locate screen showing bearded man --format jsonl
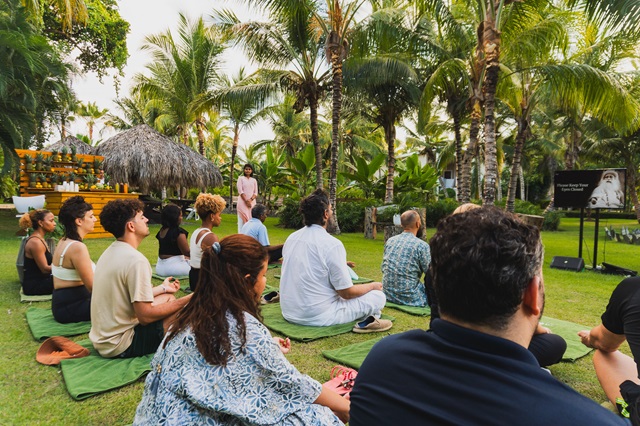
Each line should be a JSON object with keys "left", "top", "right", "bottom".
{"left": 588, "top": 170, "right": 625, "bottom": 209}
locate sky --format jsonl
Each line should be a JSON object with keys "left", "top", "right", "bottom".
{"left": 67, "top": 0, "right": 273, "bottom": 148}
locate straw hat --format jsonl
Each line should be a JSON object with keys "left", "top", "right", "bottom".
{"left": 36, "top": 336, "right": 90, "bottom": 365}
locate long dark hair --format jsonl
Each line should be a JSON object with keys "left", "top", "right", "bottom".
{"left": 161, "top": 204, "right": 181, "bottom": 228}
{"left": 59, "top": 196, "right": 93, "bottom": 241}
{"left": 165, "top": 234, "right": 268, "bottom": 366}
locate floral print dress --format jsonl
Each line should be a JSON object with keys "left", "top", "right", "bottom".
{"left": 134, "top": 313, "right": 342, "bottom": 425}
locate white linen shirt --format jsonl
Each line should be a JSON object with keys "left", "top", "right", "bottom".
{"left": 280, "top": 224, "right": 353, "bottom": 325}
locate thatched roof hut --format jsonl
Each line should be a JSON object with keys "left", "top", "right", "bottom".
{"left": 96, "top": 124, "right": 222, "bottom": 194}
{"left": 45, "top": 136, "right": 95, "bottom": 154}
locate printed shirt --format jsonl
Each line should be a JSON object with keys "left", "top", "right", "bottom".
{"left": 134, "top": 312, "right": 342, "bottom": 425}
{"left": 382, "top": 232, "right": 431, "bottom": 307}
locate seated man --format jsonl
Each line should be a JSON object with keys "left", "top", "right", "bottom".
{"left": 241, "top": 203, "right": 284, "bottom": 263}
{"left": 280, "top": 189, "right": 390, "bottom": 333}
{"left": 381, "top": 210, "right": 430, "bottom": 306}
{"left": 89, "top": 199, "right": 192, "bottom": 358}
{"left": 350, "top": 207, "right": 624, "bottom": 425}
{"left": 579, "top": 276, "right": 640, "bottom": 414}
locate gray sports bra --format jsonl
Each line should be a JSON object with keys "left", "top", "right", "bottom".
{"left": 51, "top": 240, "right": 96, "bottom": 281}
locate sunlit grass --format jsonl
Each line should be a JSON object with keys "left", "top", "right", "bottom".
{"left": 1, "top": 209, "right": 639, "bottom": 423}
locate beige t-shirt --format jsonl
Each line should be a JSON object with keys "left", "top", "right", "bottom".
{"left": 89, "top": 241, "right": 154, "bottom": 357}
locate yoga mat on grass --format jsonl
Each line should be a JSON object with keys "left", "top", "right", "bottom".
{"left": 539, "top": 316, "right": 593, "bottom": 362}
{"left": 273, "top": 274, "right": 373, "bottom": 284}
{"left": 20, "top": 289, "right": 52, "bottom": 303}
{"left": 322, "top": 337, "right": 384, "bottom": 370}
{"left": 385, "top": 302, "right": 430, "bottom": 316}
{"left": 267, "top": 263, "right": 281, "bottom": 269}
{"left": 322, "top": 316, "right": 594, "bottom": 367}
{"left": 26, "top": 307, "right": 91, "bottom": 341}
{"left": 260, "top": 303, "right": 394, "bottom": 342}
{"left": 60, "top": 339, "right": 153, "bottom": 400}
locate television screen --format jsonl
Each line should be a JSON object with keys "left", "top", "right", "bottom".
{"left": 554, "top": 169, "right": 626, "bottom": 209}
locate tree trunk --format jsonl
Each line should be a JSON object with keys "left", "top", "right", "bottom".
{"left": 384, "top": 122, "right": 396, "bottom": 204}
{"left": 506, "top": 114, "right": 528, "bottom": 212}
{"left": 230, "top": 123, "right": 240, "bottom": 213}
{"left": 460, "top": 101, "right": 482, "bottom": 203}
{"left": 309, "top": 91, "right": 323, "bottom": 190}
{"left": 453, "top": 112, "right": 463, "bottom": 201}
{"left": 481, "top": 12, "right": 501, "bottom": 206}
{"left": 196, "top": 118, "right": 206, "bottom": 156}
{"left": 519, "top": 164, "right": 525, "bottom": 201}
{"left": 328, "top": 36, "right": 343, "bottom": 235}
{"left": 182, "top": 125, "right": 189, "bottom": 146}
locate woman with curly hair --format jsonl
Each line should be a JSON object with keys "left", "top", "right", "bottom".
{"left": 19, "top": 209, "right": 56, "bottom": 295}
{"left": 155, "top": 204, "right": 190, "bottom": 277}
{"left": 51, "top": 196, "right": 97, "bottom": 323}
{"left": 134, "top": 235, "right": 349, "bottom": 425}
{"left": 189, "top": 193, "right": 226, "bottom": 292}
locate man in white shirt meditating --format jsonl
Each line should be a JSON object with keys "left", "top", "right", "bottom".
{"left": 279, "top": 189, "right": 391, "bottom": 333}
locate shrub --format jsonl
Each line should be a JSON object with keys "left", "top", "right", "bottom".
{"left": 337, "top": 200, "right": 376, "bottom": 233}
{"left": 424, "top": 199, "right": 459, "bottom": 227}
{"left": 277, "top": 197, "right": 303, "bottom": 229}
{"left": 542, "top": 210, "right": 564, "bottom": 231}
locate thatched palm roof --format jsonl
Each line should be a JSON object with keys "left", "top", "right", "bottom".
{"left": 45, "top": 136, "right": 95, "bottom": 154}
{"left": 96, "top": 124, "right": 222, "bottom": 194}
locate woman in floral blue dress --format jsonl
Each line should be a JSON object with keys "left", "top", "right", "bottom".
{"left": 134, "top": 234, "right": 349, "bottom": 425}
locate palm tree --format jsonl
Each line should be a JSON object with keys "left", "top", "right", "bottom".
{"left": 75, "top": 101, "right": 108, "bottom": 142}
{"left": 346, "top": 0, "right": 422, "bottom": 203}
{"left": 21, "top": 0, "right": 88, "bottom": 31}
{"left": 215, "top": 69, "right": 269, "bottom": 212}
{"left": 215, "top": 4, "right": 330, "bottom": 189}
{"left": 134, "top": 14, "right": 225, "bottom": 154}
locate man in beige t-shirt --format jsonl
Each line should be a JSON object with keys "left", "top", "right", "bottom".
{"left": 89, "top": 199, "right": 192, "bottom": 358}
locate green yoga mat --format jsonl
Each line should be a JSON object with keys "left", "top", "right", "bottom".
{"left": 20, "top": 289, "right": 52, "bottom": 303}
{"left": 539, "top": 316, "right": 593, "bottom": 362}
{"left": 260, "top": 303, "right": 394, "bottom": 342}
{"left": 385, "top": 302, "right": 431, "bottom": 316}
{"left": 267, "top": 263, "right": 281, "bottom": 269}
{"left": 273, "top": 274, "right": 373, "bottom": 284}
{"left": 60, "top": 339, "right": 153, "bottom": 400}
{"left": 25, "top": 307, "right": 91, "bottom": 341}
{"left": 322, "top": 337, "right": 384, "bottom": 370}
{"left": 322, "top": 316, "right": 594, "bottom": 369}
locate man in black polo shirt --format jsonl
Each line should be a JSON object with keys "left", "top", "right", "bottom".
{"left": 350, "top": 207, "right": 625, "bottom": 425}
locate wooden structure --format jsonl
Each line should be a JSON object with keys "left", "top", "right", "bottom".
{"left": 16, "top": 149, "right": 136, "bottom": 239}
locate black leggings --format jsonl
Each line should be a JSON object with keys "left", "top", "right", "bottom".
{"left": 52, "top": 286, "right": 91, "bottom": 323}
{"left": 189, "top": 267, "right": 200, "bottom": 292}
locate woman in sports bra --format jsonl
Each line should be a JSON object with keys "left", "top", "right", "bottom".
{"left": 19, "top": 209, "right": 56, "bottom": 295}
{"left": 189, "top": 193, "right": 226, "bottom": 292}
{"left": 51, "top": 196, "right": 97, "bottom": 323}
{"left": 155, "top": 204, "right": 190, "bottom": 277}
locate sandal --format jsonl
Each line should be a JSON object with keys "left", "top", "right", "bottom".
{"left": 322, "top": 365, "right": 358, "bottom": 396}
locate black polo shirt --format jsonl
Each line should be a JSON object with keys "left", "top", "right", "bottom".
{"left": 350, "top": 319, "right": 626, "bottom": 425}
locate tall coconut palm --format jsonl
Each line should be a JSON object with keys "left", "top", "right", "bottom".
{"left": 216, "top": 68, "right": 268, "bottom": 212}
{"left": 133, "top": 14, "right": 225, "bottom": 154}
{"left": 346, "top": 0, "right": 422, "bottom": 203}
{"left": 75, "top": 101, "right": 108, "bottom": 142}
{"left": 215, "top": 4, "right": 330, "bottom": 189}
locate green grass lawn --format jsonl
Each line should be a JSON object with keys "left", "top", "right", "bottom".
{"left": 1, "top": 209, "right": 639, "bottom": 424}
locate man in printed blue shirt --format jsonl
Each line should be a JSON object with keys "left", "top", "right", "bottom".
{"left": 381, "top": 210, "right": 430, "bottom": 306}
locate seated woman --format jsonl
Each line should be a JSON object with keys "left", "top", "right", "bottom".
{"left": 19, "top": 209, "right": 56, "bottom": 295}
{"left": 51, "top": 196, "right": 97, "bottom": 323}
{"left": 189, "top": 193, "right": 226, "bottom": 292}
{"left": 134, "top": 235, "right": 349, "bottom": 425}
{"left": 155, "top": 204, "right": 190, "bottom": 277}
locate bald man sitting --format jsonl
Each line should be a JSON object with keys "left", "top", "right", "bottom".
{"left": 381, "top": 210, "right": 431, "bottom": 307}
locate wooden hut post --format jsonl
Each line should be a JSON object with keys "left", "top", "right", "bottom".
{"left": 364, "top": 207, "right": 377, "bottom": 239}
